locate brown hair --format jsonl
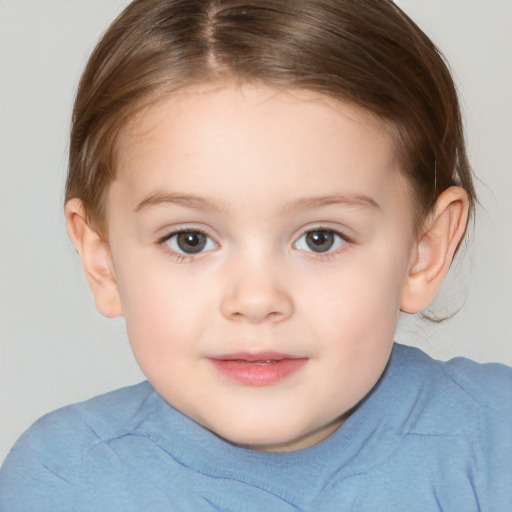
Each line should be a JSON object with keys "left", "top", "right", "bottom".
{"left": 66, "top": 0, "right": 475, "bottom": 238}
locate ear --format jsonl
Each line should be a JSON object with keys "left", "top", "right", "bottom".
{"left": 65, "top": 198, "right": 123, "bottom": 318}
{"left": 400, "top": 187, "right": 469, "bottom": 314}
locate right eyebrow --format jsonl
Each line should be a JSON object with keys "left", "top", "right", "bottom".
{"left": 134, "top": 192, "right": 227, "bottom": 213}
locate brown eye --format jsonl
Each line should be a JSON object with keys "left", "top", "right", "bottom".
{"left": 165, "top": 231, "right": 216, "bottom": 254}
{"left": 294, "top": 229, "right": 346, "bottom": 254}
{"left": 305, "top": 231, "right": 335, "bottom": 252}
{"left": 176, "top": 232, "right": 206, "bottom": 253}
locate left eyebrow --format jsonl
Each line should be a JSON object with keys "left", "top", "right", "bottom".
{"left": 283, "top": 194, "right": 380, "bottom": 213}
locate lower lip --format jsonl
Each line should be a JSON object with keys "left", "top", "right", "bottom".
{"left": 209, "top": 358, "right": 308, "bottom": 386}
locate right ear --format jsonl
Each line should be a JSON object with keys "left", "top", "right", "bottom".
{"left": 65, "top": 198, "right": 123, "bottom": 318}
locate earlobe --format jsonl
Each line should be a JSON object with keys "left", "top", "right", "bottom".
{"left": 65, "top": 198, "right": 123, "bottom": 318}
{"left": 400, "top": 187, "right": 469, "bottom": 314}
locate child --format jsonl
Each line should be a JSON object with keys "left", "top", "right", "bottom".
{"left": 1, "top": 0, "right": 511, "bottom": 510}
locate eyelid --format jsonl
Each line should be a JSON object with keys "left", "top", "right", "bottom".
{"left": 292, "top": 223, "right": 352, "bottom": 243}
{"left": 157, "top": 225, "right": 215, "bottom": 243}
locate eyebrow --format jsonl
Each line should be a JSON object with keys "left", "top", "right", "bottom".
{"left": 135, "top": 192, "right": 226, "bottom": 213}
{"left": 283, "top": 194, "right": 380, "bottom": 213}
{"left": 134, "top": 191, "right": 380, "bottom": 214}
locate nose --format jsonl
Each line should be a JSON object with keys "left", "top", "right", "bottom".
{"left": 220, "top": 258, "right": 294, "bottom": 324}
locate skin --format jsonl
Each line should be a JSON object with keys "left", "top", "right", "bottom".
{"left": 66, "top": 83, "right": 469, "bottom": 452}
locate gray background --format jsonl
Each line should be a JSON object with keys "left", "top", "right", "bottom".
{"left": 1, "top": 0, "right": 511, "bottom": 462}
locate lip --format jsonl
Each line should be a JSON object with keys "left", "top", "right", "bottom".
{"left": 209, "top": 352, "right": 308, "bottom": 386}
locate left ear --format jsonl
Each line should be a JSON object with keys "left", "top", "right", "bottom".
{"left": 400, "top": 186, "right": 469, "bottom": 314}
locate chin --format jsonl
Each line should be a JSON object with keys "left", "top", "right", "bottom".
{"left": 207, "top": 416, "right": 328, "bottom": 453}
{"left": 201, "top": 415, "right": 293, "bottom": 445}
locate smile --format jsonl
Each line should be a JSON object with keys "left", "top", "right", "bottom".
{"left": 209, "top": 352, "right": 308, "bottom": 386}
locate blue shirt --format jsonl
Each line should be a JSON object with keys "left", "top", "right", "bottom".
{"left": 1, "top": 344, "right": 511, "bottom": 511}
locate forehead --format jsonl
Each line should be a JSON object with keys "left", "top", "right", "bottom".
{"left": 112, "top": 82, "right": 409, "bottom": 215}
{"left": 119, "top": 82, "right": 394, "bottom": 155}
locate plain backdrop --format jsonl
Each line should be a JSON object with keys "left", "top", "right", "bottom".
{"left": 1, "top": 0, "right": 511, "bottom": 463}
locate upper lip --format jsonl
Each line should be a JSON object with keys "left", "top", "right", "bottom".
{"left": 210, "top": 351, "right": 304, "bottom": 362}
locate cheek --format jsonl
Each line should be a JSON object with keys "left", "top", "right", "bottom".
{"left": 115, "top": 260, "right": 202, "bottom": 351}
{"left": 304, "top": 249, "right": 408, "bottom": 349}
{"left": 118, "top": 266, "right": 226, "bottom": 374}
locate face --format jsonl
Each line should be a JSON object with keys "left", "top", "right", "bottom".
{"left": 105, "top": 83, "right": 418, "bottom": 452}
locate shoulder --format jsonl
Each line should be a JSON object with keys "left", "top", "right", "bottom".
{"left": 0, "top": 381, "right": 154, "bottom": 511}
{"left": 391, "top": 344, "right": 512, "bottom": 425}
{"left": 442, "top": 353, "right": 512, "bottom": 415}
{"left": 393, "top": 343, "right": 512, "bottom": 416}
{"left": 11, "top": 380, "right": 155, "bottom": 455}
{"left": 383, "top": 345, "right": 512, "bottom": 509}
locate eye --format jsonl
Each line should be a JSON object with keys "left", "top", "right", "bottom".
{"left": 164, "top": 230, "right": 217, "bottom": 254}
{"left": 294, "top": 229, "right": 346, "bottom": 254}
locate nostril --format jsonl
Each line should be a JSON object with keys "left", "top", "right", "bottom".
{"left": 221, "top": 298, "right": 293, "bottom": 324}
{"left": 219, "top": 275, "right": 294, "bottom": 324}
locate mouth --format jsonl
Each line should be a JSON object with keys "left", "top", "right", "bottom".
{"left": 209, "top": 352, "right": 308, "bottom": 386}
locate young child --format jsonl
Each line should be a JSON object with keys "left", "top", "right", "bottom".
{"left": 1, "top": 0, "right": 511, "bottom": 510}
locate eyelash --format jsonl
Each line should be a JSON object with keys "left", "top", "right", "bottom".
{"left": 157, "top": 227, "right": 351, "bottom": 263}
